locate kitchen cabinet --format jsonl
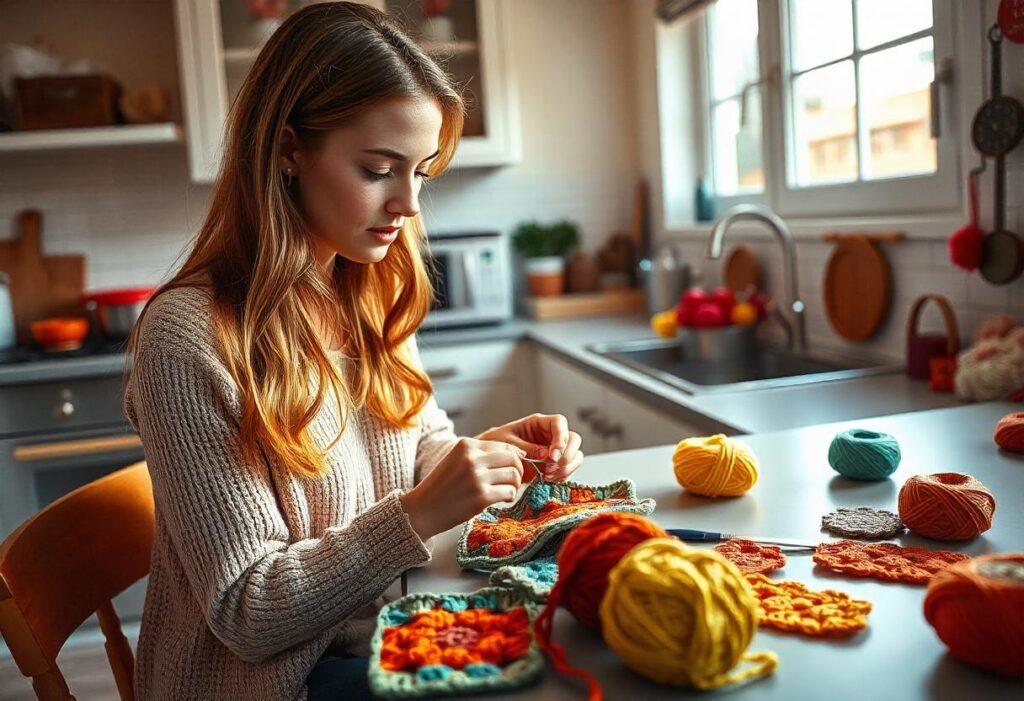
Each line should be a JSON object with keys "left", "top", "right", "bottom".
{"left": 419, "top": 339, "right": 529, "bottom": 437}
{"left": 535, "top": 350, "right": 699, "bottom": 454}
{"left": 174, "top": 0, "right": 520, "bottom": 183}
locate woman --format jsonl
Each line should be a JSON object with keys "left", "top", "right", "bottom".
{"left": 124, "top": 3, "right": 582, "bottom": 699}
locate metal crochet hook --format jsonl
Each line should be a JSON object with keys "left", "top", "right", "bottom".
{"left": 521, "top": 456, "right": 552, "bottom": 482}
{"left": 667, "top": 528, "right": 818, "bottom": 551}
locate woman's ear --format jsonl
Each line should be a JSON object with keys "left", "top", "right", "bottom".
{"left": 279, "top": 125, "right": 303, "bottom": 176}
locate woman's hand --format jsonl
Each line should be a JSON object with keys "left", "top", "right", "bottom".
{"left": 399, "top": 438, "right": 525, "bottom": 541}
{"left": 477, "top": 413, "right": 583, "bottom": 483}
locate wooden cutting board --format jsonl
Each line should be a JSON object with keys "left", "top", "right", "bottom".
{"left": 822, "top": 234, "right": 891, "bottom": 341}
{"left": 723, "top": 245, "right": 760, "bottom": 294}
{"left": 0, "top": 209, "right": 86, "bottom": 343}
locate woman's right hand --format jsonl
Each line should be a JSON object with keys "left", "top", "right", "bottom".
{"left": 399, "top": 437, "right": 525, "bottom": 541}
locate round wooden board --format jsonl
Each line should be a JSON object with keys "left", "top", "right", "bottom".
{"left": 723, "top": 245, "right": 760, "bottom": 293}
{"left": 823, "top": 236, "right": 891, "bottom": 341}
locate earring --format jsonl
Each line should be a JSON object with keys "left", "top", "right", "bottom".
{"left": 284, "top": 167, "right": 294, "bottom": 187}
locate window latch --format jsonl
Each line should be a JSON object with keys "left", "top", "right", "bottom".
{"left": 930, "top": 58, "right": 955, "bottom": 139}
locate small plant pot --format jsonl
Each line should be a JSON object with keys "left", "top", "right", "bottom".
{"left": 525, "top": 256, "right": 565, "bottom": 297}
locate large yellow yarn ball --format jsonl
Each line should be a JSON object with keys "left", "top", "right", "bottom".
{"left": 599, "top": 539, "right": 778, "bottom": 690}
{"left": 672, "top": 434, "right": 759, "bottom": 497}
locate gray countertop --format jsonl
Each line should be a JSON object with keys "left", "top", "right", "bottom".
{"left": 0, "top": 314, "right": 966, "bottom": 436}
{"left": 406, "top": 400, "right": 1024, "bottom": 700}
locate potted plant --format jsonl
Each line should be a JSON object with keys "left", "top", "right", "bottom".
{"left": 512, "top": 220, "right": 580, "bottom": 297}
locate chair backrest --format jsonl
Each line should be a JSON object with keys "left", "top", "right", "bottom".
{"left": 0, "top": 461, "right": 154, "bottom": 701}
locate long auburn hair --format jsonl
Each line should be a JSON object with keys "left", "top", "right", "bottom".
{"left": 131, "top": 2, "right": 465, "bottom": 477}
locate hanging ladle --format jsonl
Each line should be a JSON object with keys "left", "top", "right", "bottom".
{"left": 973, "top": 25, "right": 1024, "bottom": 284}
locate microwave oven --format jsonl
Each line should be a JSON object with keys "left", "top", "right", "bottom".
{"left": 424, "top": 232, "right": 513, "bottom": 328}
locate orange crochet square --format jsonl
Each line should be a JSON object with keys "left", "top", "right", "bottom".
{"left": 714, "top": 539, "right": 786, "bottom": 574}
{"left": 746, "top": 573, "right": 872, "bottom": 636}
{"left": 466, "top": 487, "right": 611, "bottom": 558}
{"left": 813, "top": 539, "right": 968, "bottom": 585}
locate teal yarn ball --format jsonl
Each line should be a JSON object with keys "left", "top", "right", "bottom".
{"left": 828, "top": 429, "right": 901, "bottom": 480}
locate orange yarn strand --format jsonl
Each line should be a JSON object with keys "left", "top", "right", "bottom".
{"left": 533, "top": 513, "right": 668, "bottom": 701}
{"left": 993, "top": 412, "right": 1024, "bottom": 453}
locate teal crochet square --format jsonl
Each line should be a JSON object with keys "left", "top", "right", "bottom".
{"left": 367, "top": 587, "right": 543, "bottom": 699}
{"left": 489, "top": 556, "right": 558, "bottom": 602}
{"left": 456, "top": 479, "right": 656, "bottom": 571}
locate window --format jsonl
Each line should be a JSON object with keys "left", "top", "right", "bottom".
{"left": 702, "top": 0, "right": 958, "bottom": 218}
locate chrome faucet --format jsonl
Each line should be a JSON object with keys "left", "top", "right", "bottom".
{"left": 705, "top": 204, "right": 807, "bottom": 354}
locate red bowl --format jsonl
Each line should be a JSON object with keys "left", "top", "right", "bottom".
{"left": 30, "top": 317, "right": 90, "bottom": 351}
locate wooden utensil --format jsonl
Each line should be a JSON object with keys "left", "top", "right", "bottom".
{"left": 905, "top": 294, "right": 960, "bottom": 382}
{"left": 0, "top": 210, "right": 86, "bottom": 343}
{"left": 822, "top": 234, "right": 894, "bottom": 342}
{"left": 722, "top": 244, "right": 760, "bottom": 294}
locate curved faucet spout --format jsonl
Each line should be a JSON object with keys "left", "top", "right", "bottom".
{"left": 705, "top": 204, "right": 806, "bottom": 354}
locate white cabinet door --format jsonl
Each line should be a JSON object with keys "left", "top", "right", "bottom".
{"left": 432, "top": 379, "right": 519, "bottom": 438}
{"left": 535, "top": 351, "right": 607, "bottom": 454}
{"left": 174, "top": 0, "right": 519, "bottom": 183}
{"left": 603, "top": 384, "right": 699, "bottom": 453}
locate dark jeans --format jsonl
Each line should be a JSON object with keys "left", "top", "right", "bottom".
{"left": 306, "top": 654, "right": 376, "bottom": 701}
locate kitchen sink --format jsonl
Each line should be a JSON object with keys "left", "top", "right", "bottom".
{"left": 587, "top": 336, "right": 899, "bottom": 395}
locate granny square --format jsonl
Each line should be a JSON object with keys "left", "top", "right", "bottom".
{"left": 368, "top": 588, "right": 544, "bottom": 699}
{"left": 456, "top": 479, "right": 656, "bottom": 571}
{"left": 714, "top": 539, "right": 787, "bottom": 574}
{"left": 813, "top": 539, "right": 969, "bottom": 585}
{"left": 489, "top": 556, "right": 558, "bottom": 602}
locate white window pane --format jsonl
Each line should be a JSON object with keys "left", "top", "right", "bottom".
{"left": 792, "top": 61, "right": 857, "bottom": 186}
{"left": 709, "top": 0, "right": 760, "bottom": 100}
{"left": 789, "top": 0, "right": 853, "bottom": 72}
{"left": 712, "top": 95, "right": 765, "bottom": 196}
{"left": 857, "top": 0, "right": 932, "bottom": 50}
{"left": 861, "top": 37, "right": 936, "bottom": 179}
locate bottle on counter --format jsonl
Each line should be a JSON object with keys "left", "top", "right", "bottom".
{"left": 695, "top": 176, "right": 715, "bottom": 223}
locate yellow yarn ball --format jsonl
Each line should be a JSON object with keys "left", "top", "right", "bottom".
{"left": 599, "top": 539, "right": 778, "bottom": 690}
{"left": 672, "top": 434, "right": 759, "bottom": 497}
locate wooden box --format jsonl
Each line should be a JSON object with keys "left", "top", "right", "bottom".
{"left": 14, "top": 75, "right": 121, "bottom": 130}
{"left": 524, "top": 289, "right": 646, "bottom": 320}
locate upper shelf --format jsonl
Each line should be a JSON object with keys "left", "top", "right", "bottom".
{"left": 0, "top": 123, "right": 183, "bottom": 153}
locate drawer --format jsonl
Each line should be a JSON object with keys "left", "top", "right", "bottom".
{"left": 0, "top": 375, "right": 126, "bottom": 437}
{"left": 433, "top": 379, "right": 522, "bottom": 437}
{"left": 418, "top": 340, "right": 522, "bottom": 384}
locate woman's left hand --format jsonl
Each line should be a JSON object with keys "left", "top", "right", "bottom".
{"left": 476, "top": 413, "right": 583, "bottom": 483}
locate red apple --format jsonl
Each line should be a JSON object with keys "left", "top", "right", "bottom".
{"left": 674, "top": 298, "right": 690, "bottom": 326}
{"left": 748, "top": 292, "right": 769, "bottom": 319}
{"left": 675, "top": 287, "right": 707, "bottom": 326}
{"left": 691, "top": 301, "right": 727, "bottom": 328}
{"left": 709, "top": 287, "right": 736, "bottom": 316}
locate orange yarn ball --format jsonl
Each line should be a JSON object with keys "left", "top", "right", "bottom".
{"left": 993, "top": 412, "right": 1024, "bottom": 454}
{"left": 898, "top": 473, "right": 995, "bottom": 541}
{"left": 533, "top": 513, "right": 668, "bottom": 695}
{"left": 924, "top": 553, "right": 1024, "bottom": 678}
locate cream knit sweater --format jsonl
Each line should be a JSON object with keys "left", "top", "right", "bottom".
{"left": 123, "top": 286, "right": 459, "bottom": 700}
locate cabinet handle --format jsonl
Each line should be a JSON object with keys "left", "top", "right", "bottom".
{"left": 425, "top": 366, "right": 458, "bottom": 380}
{"left": 14, "top": 434, "right": 142, "bottom": 462}
{"left": 577, "top": 406, "right": 599, "bottom": 423}
{"left": 447, "top": 409, "right": 465, "bottom": 420}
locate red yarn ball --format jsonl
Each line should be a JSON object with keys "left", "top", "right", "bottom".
{"left": 898, "top": 473, "right": 995, "bottom": 541}
{"left": 994, "top": 413, "right": 1024, "bottom": 454}
{"left": 948, "top": 224, "right": 985, "bottom": 271}
{"left": 925, "top": 553, "right": 1024, "bottom": 678}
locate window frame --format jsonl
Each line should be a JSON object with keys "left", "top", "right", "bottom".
{"left": 701, "top": 0, "right": 962, "bottom": 220}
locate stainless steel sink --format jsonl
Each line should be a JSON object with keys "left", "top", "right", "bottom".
{"left": 588, "top": 336, "right": 899, "bottom": 395}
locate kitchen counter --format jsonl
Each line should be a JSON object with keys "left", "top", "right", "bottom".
{"left": 0, "top": 314, "right": 968, "bottom": 435}
{"left": 406, "top": 400, "right": 1023, "bottom": 700}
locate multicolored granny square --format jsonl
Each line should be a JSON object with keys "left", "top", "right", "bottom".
{"left": 489, "top": 556, "right": 558, "bottom": 602}
{"left": 368, "top": 588, "right": 543, "bottom": 698}
{"left": 456, "top": 479, "right": 656, "bottom": 571}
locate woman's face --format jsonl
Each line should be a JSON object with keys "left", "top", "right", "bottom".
{"left": 289, "top": 95, "right": 443, "bottom": 270}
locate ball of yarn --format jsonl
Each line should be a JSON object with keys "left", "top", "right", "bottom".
{"left": 533, "top": 513, "right": 668, "bottom": 694}
{"left": 898, "top": 473, "right": 995, "bottom": 541}
{"left": 827, "top": 429, "right": 901, "bottom": 480}
{"left": 994, "top": 412, "right": 1024, "bottom": 454}
{"left": 672, "top": 434, "right": 758, "bottom": 497}
{"left": 924, "top": 553, "right": 1024, "bottom": 678}
{"left": 600, "top": 539, "right": 777, "bottom": 690}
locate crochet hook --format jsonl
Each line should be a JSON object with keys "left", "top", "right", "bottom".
{"left": 521, "top": 456, "right": 551, "bottom": 482}
{"left": 667, "top": 528, "right": 818, "bottom": 551}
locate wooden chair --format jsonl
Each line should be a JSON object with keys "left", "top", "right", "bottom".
{"left": 0, "top": 461, "right": 154, "bottom": 701}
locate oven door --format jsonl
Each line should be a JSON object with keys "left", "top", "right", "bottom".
{"left": 426, "top": 247, "right": 473, "bottom": 315}
{"left": 0, "top": 425, "right": 148, "bottom": 621}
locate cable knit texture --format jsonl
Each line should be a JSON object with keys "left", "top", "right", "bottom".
{"left": 123, "top": 286, "right": 459, "bottom": 700}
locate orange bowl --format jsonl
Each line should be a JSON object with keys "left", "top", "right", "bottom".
{"left": 30, "top": 317, "right": 90, "bottom": 351}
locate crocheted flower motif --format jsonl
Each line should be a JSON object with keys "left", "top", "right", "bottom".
{"left": 457, "top": 479, "right": 656, "bottom": 570}
{"left": 714, "top": 539, "right": 786, "bottom": 574}
{"left": 821, "top": 507, "right": 905, "bottom": 539}
{"left": 746, "top": 573, "right": 873, "bottom": 636}
{"left": 489, "top": 556, "right": 558, "bottom": 602}
{"left": 369, "top": 589, "right": 543, "bottom": 698}
{"left": 813, "top": 539, "right": 969, "bottom": 585}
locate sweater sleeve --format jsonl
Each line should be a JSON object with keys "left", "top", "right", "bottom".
{"left": 126, "top": 341, "right": 430, "bottom": 664}
{"left": 406, "top": 335, "right": 460, "bottom": 482}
